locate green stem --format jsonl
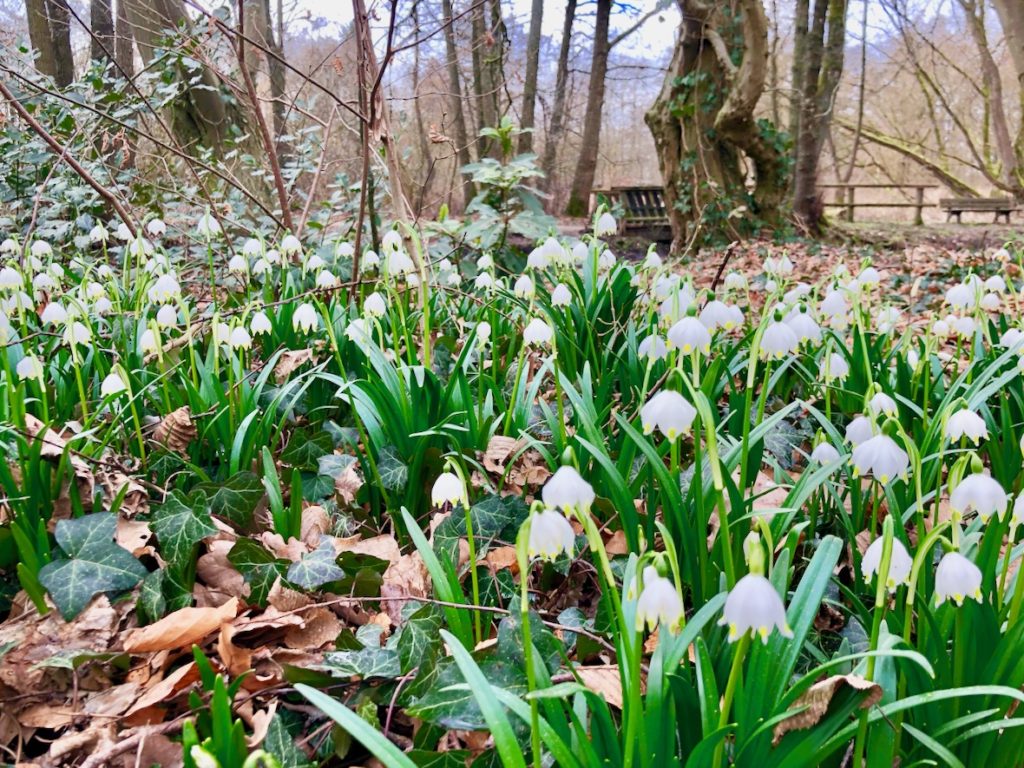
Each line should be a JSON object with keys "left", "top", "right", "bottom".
{"left": 713, "top": 634, "right": 751, "bottom": 767}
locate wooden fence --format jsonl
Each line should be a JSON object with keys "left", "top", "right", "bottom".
{"left": 819, "top": 184, "right": 938, "bottom": 225}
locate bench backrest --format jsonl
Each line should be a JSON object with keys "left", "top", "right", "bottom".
{"left": 939, "top": 197, "right": 1014, "bottom": 209}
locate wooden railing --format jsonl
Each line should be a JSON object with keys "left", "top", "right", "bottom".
{"left": 819, "top": 184, "right": 939, "bottom": 225}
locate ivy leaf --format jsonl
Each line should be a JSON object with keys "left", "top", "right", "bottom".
{"left": 286, "top": 536, "right": 345, "bottom": 591}
{"left": 407, "top": 655, "right": 526, "bottom": 730}
{"left": 281, "top": 430, "right": 333, "bottom": 470}
{"left": 377, "top": 445, "right": 408, "bottom": 492}
{"left": 197, "top": 472, "right": 264, "bottom": 527}
{"left": 151, "top": 490, "right": 216, "bottom": 567}
{"left": 38, "top": 513, "right": 147, "bottom": 620}
{"left": 263, "top": 713, "right": 313, "bottom": 768}
{"left": 397, "top": 605, "right": 443, "bottom": 675}
{"left": 137, "top": 569, "right": 166, "bottom": 625}
{"left": 228, "top": 539, "right": 288, "bottom": 607}
{"left": 321, "top": 647, "right": 400, "bottom": 680}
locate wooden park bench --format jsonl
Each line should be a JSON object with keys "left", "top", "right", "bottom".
{"left": 939, "top": 197, "right": 1017, "bottom": 223}
{"left": 590, "top": 185, "right": 670, "bottom": 233}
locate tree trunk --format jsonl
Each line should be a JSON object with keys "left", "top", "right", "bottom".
{"left": 243, "top": 0, "right": 289, "bottom": 162}
{"left": 26, "top": 0, "right": 74, "bottom": 86}
{"left": 989, "top": 0, "right": 1024, "bottom": 189}
{"left": 115, "top": 0, "right": 135, "bottom": 78}
{"left": 646, "top": 0, "right": 786, "bottom": 251}
{"left": 540, "top": 0, "right": 576, "bottom": 204}
{"left": 90, "top": 0, "right": 115, "bottom": 66}
{"left": 518, "top": 0, "right": 544, "bottom": 154}
{"left": 565, "top": 0, "right": 611, "bottom": 217}
{"left": 442, "top": 0, "right": 475, "bottom": 211}
{"left": 789, "top": 0, "right": 809, "bottom": 137}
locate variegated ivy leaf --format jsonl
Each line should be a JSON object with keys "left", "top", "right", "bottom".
{"left": 151, "top": 490, "right": 216, "bottom": 567}
{"left": 286, "top": 536, "right": 345, "bottom": 591}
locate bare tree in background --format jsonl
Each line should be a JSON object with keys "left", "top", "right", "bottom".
{"left": 443, "top": 0, "right": 476, "bottom": 211}
{"left": 25, "top": 0, "right": 74, "bottom": 86}
{"left": 540, "top": 0, "right": 576, "bottom": 203}
{"left": 90, "top": 0, "right": 115, "bottom": 66}
{"left": 518, "top": 0, "right": 543, "bottom": 153}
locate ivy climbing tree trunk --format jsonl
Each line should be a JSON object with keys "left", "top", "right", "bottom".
{"left": 646, "top": 0, "right": 787, "bottom": 252}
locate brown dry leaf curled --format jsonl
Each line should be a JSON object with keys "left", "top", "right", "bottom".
{"left": 575, "top": 665, "right": 642, "bottom": 710}
{"left": 771, "top": 674, "right": 882, "bottom": 745}
{"left": 123, "top": 598, "right": 239, "bottom": 653}
{"left": 153, "top": 406, "right": 198, "bottom": 453}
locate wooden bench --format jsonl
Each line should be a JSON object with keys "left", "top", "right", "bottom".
{"left": 939, "top": 197, "right": 1017, "bottom": 223}
{"left": 590, "top": 186, "right": 670, "bottom": 233}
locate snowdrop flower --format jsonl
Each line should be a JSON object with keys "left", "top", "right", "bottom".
{"left": 477, "top": 253, "right": 494, "bottom": 270}
{"left": 41, "top": 302, "right": 67, "bottom": 326}
{"left": 156, "top": 305, "right": 177, "bottom": 328}
{"left": 475, "top": 321, "right": 491, "bottom": 347}
{"left": 345, "top": 318, "right": 373, "bottom": 350}
{"left": 985, "top": 275, "right": 1006, "bottom": 293}
{"left": 859, "top": 266, "right": 881, "bottom": 286}
{"left": 229, "top": 326, "right": 252, "bottom": 350}
{"left": 719, "top": 574, "right": 793, "bottom": 643}
{"left": 824, "top": 353, "right": 849, "bottom": 382}
{"left": 668, "top": 316, "right": 711, "bottom": 355}
{"left": 0, "top": 238, "right": 17, "bottom": 254}
{"left": 638, "top": 334, "right": 668, "bottom": 362}
{"left": 32, "top": 272, "right": 56, "bottom": 294}
{"left": 264, "top": 248, "right": 281, "bottom": 265}
{"left": 146, "top": 218, "right": 166, "bottom": 238}
{"left": 30, "top": 240, "right": 52, "bottom": 258}
{"left": 861, "top": 536, "right": 912, "bottom": 591}
{"left": 931, "top": 318, "right": 951, "bottom": 338}
{"left": 251, "top": 311, "right": 272, "bottom": 335}
{"left": 953, "top": 315, "right": 977, "bottom": 338}
{"left": 551, "top": 283, "right": 572, "bottom": 307}
{"left": 292, "top": 303, "right": 318, "bottom": 333}
{"left": 406, "top": 273, "right": 421, "bottom": 288}
{"left": 475, "top": 272, "right": 494, "bottom": 291}
{"left": 644, "top": 250, "right": 663, "bottom": 270}
{"left": 527, "top": 507, "right": 575, "bottom": 561}
{"left": 868, "top": 392, "right": 898, "bottom": 418}
{"left": 252, "top": 258, "right": 271, "bottom": 277}
{"left": 364, "top": 292, "right": 387, "bottom": 317}
{"left": 981, "top": 293, "right": 1001, "bottom": 311}
{"left": 336, "top": 241, "right": 354, "bottom": 259}
{"left": 431, "top": 472, "right": 465, "bottom": 507}
{"left": 279, "top": 234, "right": 301, "bottom": 256}
{"left": 786, "top": 307, "right": 821, "bottom": 344}
{"left": 700, "top": 300, "right": 741, "bottom": 331}
{"left": 0, "top": 267, "right": 22, "bottom": 290}
{"left": 999, "top": 328, "right": 1024, "bottom": 350}
{"left": 140, "top": 329, "right": 159, "bottom": 354}
{"left": 934, "top": 552, "right": 983, "bottom": 607}
{"left": 810, "top": 442, "right": 841, "bottom": 463}
{"left": 316, "top": 270, "right": 338, "bottom": 289}
{"left": 89, "top": 223, "right": 109, "bottom": 243}
{"left": 16, "top": 355, "right": 43, "bottom": 381}
{"left": 636, "top": 566, "right": 684, "bottom": 633}
{"left": 382, "top": 229, "right": 403, "bottom": 252}
{"left": 595, "top": 211, "right": 617, "bottom": 237}
{"left": 760, "top": 320, "right": 798, "bottom": 360}
{"left": 212, "top": 321, "right": 230, "bottom": 346}
{"left": 100, "top": 372, "right": 128, "bottom": 398}
{"left": 196, "top": 212, "right": 221, "bottom": 238}
{"left": 763, "top": 254, "right": 794, "bottom": 278}
{"left": 659, "top": 285, "right": 696, "bottom": 322}
{"left": 63, "top": 321, "right": 91, "bottom": 346}
{"left": 362, "top": 250, "right": 380, "bottom": 271}
{"left": 390, "top": 250, "right": 418, "bottom": 276}
{"left": 945, "top": 282, "right": 976, "bottom": 310}
{"left": 1012, "top": 494, "right": 1024, "bottom": 526}
{"left": 945, "top": 409, "right": 987, "bottom": 444}
{"left": 949, "top": 473, "right": 1007, "bottom": 522}
{"left": 445, "top": 270, "right": 462, "bottom": 287}
{"left": 149, "top": 273, "right": 181, "bottom": 303}
{"left": 542, "top": 466, "right": 595, "bottom": 514}
{"left": 724, "top": 271, "right": 747, "bottom": 291}
{"left": 819, "top": 289, "right": 849, "bottom": 322}
{"left": 876, "top": 307, "right": 902, "bottom": 334}
{"left": 228, "top": 255, "right": 248, "bottom": 275}
{"left": 93, "top": 297, "right": 113, "bottom": 315}
{"left": 523, "top": 318, "right": 553, "bottom": 347}
{"left": 851, "top": 434, "right": 909, "bottom": 484}
{"left": 242, "top": 238, "right": 262, "bottom": 257}
{"left": 641, "top": 390, "right": 696, "bottom": 440}
{"left": 526, "top": 246, "right": 550, "bottom": 270}
{"left": 305, "top": 254, "right": 325, "bottom": 272}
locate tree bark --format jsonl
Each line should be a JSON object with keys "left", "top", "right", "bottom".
{"left": 243, "top": 0, "right": 288, "bottom": 162}
{"left": 90, "top": 0, "right": 115, "bottom": 66}
{"left": 789, "top": 0, "right": 809, "bottom": 136}
{"left": 26, "top": 0, "right": 74, "bottom": 86}
{"left": 540, "top": 0, "right": 576, "bottom": 203}
{"left": 518, "top": 0, "right": 544, "bottom": 154}
{"left": 565, "top": 0, "right": 611, "bottom": 217}
{"left": 647, "top": 0, "right": 786, "bottom": 251}
{"left": 442, "top": 0, "right": 476, "bottom": 211}
{"left": 989, "top": 0, "right": 1024, "bottom": 188}
{"left": 114, "top": 0, "right": 135, "bottom": 78}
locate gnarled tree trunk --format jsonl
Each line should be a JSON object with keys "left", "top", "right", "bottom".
{"left": 646, "top": 0, "right": 787, "bottom": 252}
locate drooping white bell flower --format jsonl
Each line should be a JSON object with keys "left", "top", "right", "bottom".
{"left": 763, "top": 254, "right": 794, "bottom": 278}
{"left": 945, "top": 282, "right": 976, "bottom": 310}
{"left": 700, "top": 300, "right": 741, "bottom": 331}
{"left": 362, "top": 250, "right": 380, "bottom": 271}
{"left": 934, "top": 552, "right": 983, "bottom": 607}
{"left": 636, "top": 566, "right": 684, "bottom": 633}
{"left": 981, "top": 293, "right": 1001, "bottom": 312}
{"left": 305, "top": 254, "right": 325, "bottom": 272}
{"left": 640, "top": 390, "right": 696, "bottom": 440}
{"left": 526, "top": 246, "right": 549, "bottom": 270}
{"left": 851, "top": 434, "right": 909, "bottom": 484}
{"left": 0, "top": 267, "right": 22, "bottom": 291}
{"left": 292, "top": 303, "right": 318, "bottom": 333}
{"left": 868, "top": 392, "right": 898, "bottom": 418}
{"left": 786, "top": 308, "right": 821, "bottom": 345}
{"left": 875, "top": 307, "right": 902, "bottom": 334}
{"left": 985, "top": 275, "right": 1007, "bottom": 293}
{"left": 16, "top": 355, "right": 43, "bottom": 381}
{"left": 1012, "top": 494, "right": 1024, "bottom": 526}
{"left": 861, "top": 536, "right": 912, "bottom": 591}
{"left": 364, "top": 292, "right": 387, "bottom": 317}
{"left": 719, "top": 573, "right": 793, "bottom": 643}
{"left": 526, "top": 507, "right": 575, "bottom": 561}
{"left": 859, "top": 266, "right": 881, "bottom": 286}
{"left": 280, "top": 234, "right": 302, "bottom": 256}
{"left": 658, "top": 286, "right": 696, "bottom": 322}
{"left": 638, "top": 334, "right": 668, "bottom": 362}
{"left": 148, "top": 273, "right": 181, "bottom": 303}
{"left": 336, "top": 241, "right": 354, "bottom": 258}
{"left": 953, "top": 315, "right": 977, "bottom": 338}
{"left": 0, "top": 238, "right": 17, "bottom": 254}
{"left": 315, "top": 270, "right": 338, "bottom": 289}
{"left": 228, "top": 254, "right": 248, "bottom": 275}
{"left": 667, "top": 316, "right": 711, "bottom": 355}
{"left": 196, "top": 212, "right": 221, "bottom": 238}
{"left": 475, "top": 321, "right": 492, "bottom": 346}
{"left": 139, "top": 329, "right": 159, "bottom": 354}
{"left": 250, "top": 311, "right": 272, "bottom": 335}
{"left": 229, "top": 326, "right": 252, "bottom": 350}
{"left": 523, "top": 318, "right": 553, "bottom": 347}
{"left": 551, "top": 283, "right": 572, "bottom": 307}
{"left": 759, "top": 320, "right": 798, "bottom": 360}
{"left": 999, "top": 328, "right": 1024, "bottom": 350}
{"left": 824, "top": 353, "right": 849, "bottom": 382}
{"left": 100, "top": 372, "right": 128, "bottom": 398}
{"left": 949, "top": 473, "right": 1007, "bottom": 522}
{"left": 598, "top": 249, "right": 616, "bottom": 271}
{"left": 345, "top": 318, "right": 373, "bottom": 351}
{"left": 63, "top": 321, "right": 91, "bottom": 346}
{"left": 41, "top": 302, "right": 68, "bottom": 326}
{"left": 931, "top": 318, "right": 951, "bottom": 338}
{"left": 644, "top": 250, "right": 663, "bottom": 270}
{"left": 146, "top": 218, "right": 166, "bottom": 238}
{"left": 475, "top": 272, "right": 494, "bottom": 291}
{"left": 30, "top": 240, "right": 52, "bottom": 258}
{"left": 431, "top": 472, "right": 465, "bottom": 507}
{"left": 242, "top": 238, "right": 262, "bottom": 256}
{"left": 477, "top": 253, "right": 494, "bottom": 270}
{"left": 944, "top": 409, "right": 987, "bottom": 444}
{"left": 724, "top": 272, "right": 748, "bottom": 291}
{"left": 32, "top": 272, "right": 56, "bottom": 294}
{"left": 810, "top": 442, "right": 841, "bottom": 463}
{"left": 819, "top": 289, "right": 849, "bottom": 323}
{"left": 89, "top": 223, "right": 109, "bottom": 243}
{"left": 381, "top": 229, "right": 403, "bottom": 253}
{"left": 156, "top": 305, "right": 178, "bottom": 328}
{"left": 252, "top": 258, "right": 271, "bottom": 277}
{"left": 513, "top": 275, "right": 535, "bottom": 298}
{"left": 542, "top": 466, "right": 595, "bottom": 514}
{"left": 595, "top": 211, "right": 617, "bottom": 237}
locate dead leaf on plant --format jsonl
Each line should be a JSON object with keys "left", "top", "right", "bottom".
{"left": 153, "top": 406, "right": 197, "bottom": 453}
{"left": 772, "top": 674, "right": 882, "bottom": 745}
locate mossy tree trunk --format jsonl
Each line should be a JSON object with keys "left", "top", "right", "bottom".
{"left": 646, "top": 0, "right": 787, "bottom": 252}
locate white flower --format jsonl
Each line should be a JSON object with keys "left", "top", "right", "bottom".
{"left": 1012, "top": 493, "right": 1024, "bottom": 526}
{"left": 228, "top": 254, "right": 248, "bottom": 275}
{"left": 475, "top": 321, "right": 491, "bottom": 346}
{"left": 16, "top": 355, "right": 43, "bottom": 381}
{"left": 251, "top": 311, "right": 272, "bottom": 335}
{"left": 551, "top": 283, "right": 572, "bottom": 307}
{"left": 475, "top": 272, "right": 494, "bottom": 291}
{"left": 659, "top": 286, "right": 696, "bottom": 323}
{"left": 763, "top": 254, "right": 794, "bottom": 278}
{"left": 641, "top": 390, "right": 696, "bottom": 440}
{"left": 264, "top": 248, "right": 281, "bottom": 265}
{"left": 636, "top": 566, "right": 684, "bottom": 633}
{"left": 719, "top": 573, "right": 793, "bottom": 643}
{"left": 363, "top": 250, "right": 380, "bottom": 270}
{"left": 0, "top": 267, "right": 22, "bottom": 290}
{"left": 945, "top": 409, "right": 987, "bottom": 444}
{"left": 292, "top": 303, "right": 318, "bottom": 333}
{"left": 934, "top": 552, "right": 983, "bottom": 607}
{"left": 229, "top": 326, "right": 252, "bottom": 350}
{"left": 724, "top": 272, "right": 747, "bottom": 291}
{"left": 868, "top": 392, "right": 898, "bottom": 418}
{"left": 598, "top": 249, "right": 616, "bottom": 271}
{"left": 523, "top": 318, "right": 553, "bottom": 347}
{"left": 786, "top": 309, "right": 821, "bottom": 344}
{"left": 336, "top": 241, "right": 354, "bottom": 258}
{"left": 364, "top": 292, "right": 387, "bottom": 317}
{"left": 32, "top": 272, "right": 56, "bottom": 293}
{"left": 985, "top": 275, "right": 1007, "bottom": 293}
{"left": 861, "top": 536, "right": 912, "bottom": 591}
{"left": 514, "top": 275, "right": 535, "bottom": 298}
{"left": 242, "top": 238, "right": 262, "bottom": 256}
{"left": 316, "top": 270, "right": 338, "bottom": 289}
{"left": 638, "top": 334, "right": 668, "bottom": 362}
{"left": 572, "top": 241, "right": 588, "bottom": 264}
{"left": 0, "top": 238, "right": 17, "bottom": 254}
{"left": 851, "top": 434, "right": 909, "bottom": 484}
{"left": 945, "top": 282, "right": 976, "bottom": 310}
{"left": 595, "top": 211, "right": 617, "bottom": 237}
{"left": 149, "top": 273, "right": 181, "bottom": 303}
{"left": 30, "top": 240, "right": 52, "bottom": 258}
{"left": 101, "top": 372, "right": 128, "bottom": 397}
{"left": 477, "top": 253, "right": 494, "bottom": 270}
{"left": 388, "top": 250, "right": 416, "bottom": 276}
{"left": 644, "top": 250, "right": 663, "bottom": 269}
{"left": 382, "top": 230, "right": 403, "bottom": 252}
{"left": 345, "top": 318, "right": 373, "bottom": 351}
{"left": 156, "top": 305, "right": 177, "bottom": 328}
{"left": 196, "top": 212, "right": 221, "bottom": 238}
{"left": 527, "top": 507, "right": 575, "bottom": 561}
{"left": 760, "top": 321, "right": 798, "bottom": 360}
{"left": 819, "top": 289, "right": 849, "bottom": 323}
{"left": 999, "top": 328, "right": 1024, "bottom": 350}
{"left": 700, "top": 300, "right": 741, "bottom": 331}
{"left": 146, "top": 218, "right": 166, "bottom": 237}
{"left": 949, "top": 473, "right": 1007, "bottom": 522}
{"left": 90, "top": 223, "right": 109, "bottom": 243}
{"left": 668, "top": 317, "right": 711, "bottom": 355}
{"left": 212, "top": 322, "right": 230, "bottom": 346}
{"left": 876, "top": 307, "right": 902, "bottom": 334}
{"left": 306, "top": 254, "right": 325, "bottom": 272}
{"left": 981, "top": 293, "right": 1001, "bottom": 311}
{"left": 280, "top": 234, "right": 302, "bottom": 255}
{"left": 114, "top": 223, "right": 132, "bottom": 241}
{"left": 252, "top": 258, "right": 271, "bottom": 276}
{"left": 810, "top": 443, "right": 840, "bottom": 463}
{"left": 93, "top": 297, "right": 113, "bottom": 315}
{"left": 63, "top": 321, "right": 91, "bottom": 346}
{"left": 859, "top": 266, "right": 881, "bottom": 286}
{"left": 140, "top": 329, "right": 159, "bottom": 354}
{"left": 953, "top": 315, "right": 976, "bottom": 338}
{"left": 932, "top": 319, "right": 951, "bottom": 338}
{"left": 431, "top": 472, "right": 465, "bottom": 507}
{"left": 41, "top": 302, "right": 67, "bottom": 326}
{"left": 526, "top": 246, "right": 550, "bottom": 270}
{"left": 824, "top": 353, "right": 849, "bottom": 382}
{"left": 542, "top": 466, "right": 595, "bottom": 513}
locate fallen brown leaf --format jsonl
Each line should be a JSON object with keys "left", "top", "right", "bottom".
{"left": 123, "top": 598, "right": 239, "bottom": 653}
{"left": 772, "top": 674, "right": 881, "bottom": 745}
